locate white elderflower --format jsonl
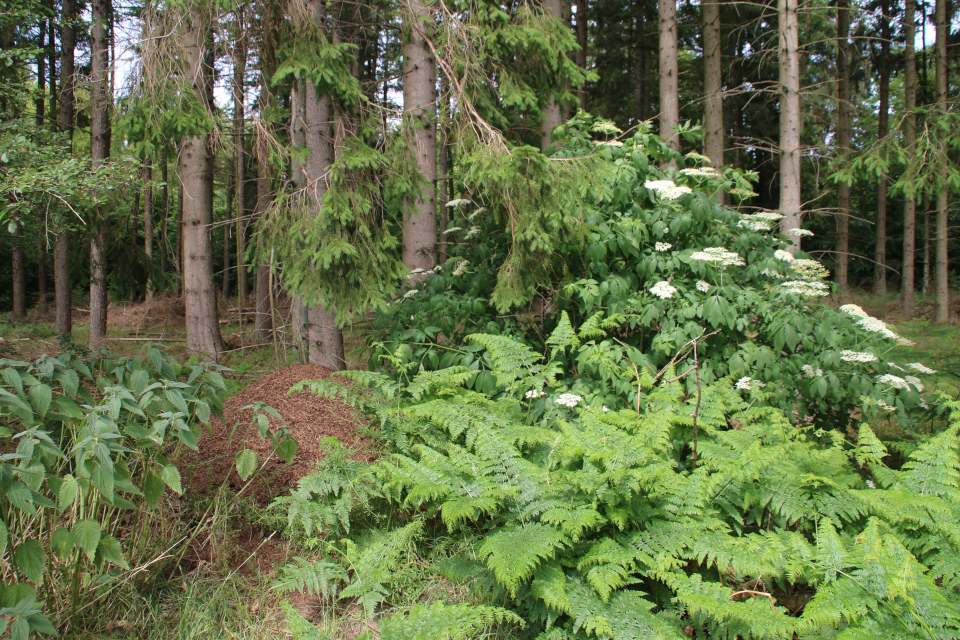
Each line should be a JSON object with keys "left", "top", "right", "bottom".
{"left": 908, "top": 362, "right": 937, "bottom": 375}
{"left": 774, "top": 249, "right": 795, "bottom": 262}
{"left": 896, "top": 336, "right": 916, "bottom": 347}
{"left": 876, "top": 399, "right": 897, "bottom": 412}
{"left": 761, "top": 268, "right": 784, "bottom": 278}
{"left": 840, "top": 304, "right": 869, "bottom": 317}
{"left": 655, "top": 242, "right": 673, "bottom": 252}
{"left": 644, "top": 179, "right": 693, "bottom": 201}
{"left": 735, "top": 377, "right": 764, "bottom": 391}
{"left": 841, "top": 350, "right": 877, "bottom": 363}
{"left": 452, "top": 260, "right": 469, "bottom": 276}
{"left": 905, "top": 376, "right": 924, "bottom": 392}
{"left": 877, "top": 374, "right": 910, "bottom": 390}
{"left": 801, "top": 364, "right": 824, "bottom": 378}
{"left": 696, "top": 280, "right": 711, "bottom": 292}
{"left": 754, "top": 211, "right": 785, "bottom": 222}
{"left": 780, "top": 280, "right": 831, "bottom": 297}
{"left": 788, "top": 228, "right": 815, "bottom": 237}
{"left": 602, "top": 405, "right": 610, "bottom": 413}
{"left": 680, "top": 167, "right": 719, "bottom": 177}
{"left": 650, "top": 281, "right": 677, "bottom": 299}
{"left": 403, "top": 289, "right": 419, "bottom": 299}
{"left": 464, "top": 227, "right": 481, "bottom": 240}
{"left": 857, "top": 316, "right": 901, "bottom": 342}
{"left": 445, "top": 198, "right": 472, "bottom": 208}
{"left": 691, "top": 247, "right": 745, "bottom": 267}
{"left": 525, "top": 389, "right": 547, "bottom": 399}
{"left": 865, "top": 479, "right": 876, "bottom": 489}
{"left": 443, "top": 226, "right": 463, "bottom": 235}
{"left": 594, "top": 139, "right": 624, "bottom": 147}
{"left": 555, "top": 393, "right": 583, "bottom": 408}
{"left": 792, "top": 259, "right": 830, "bottom": 280}
{"left": 737, "top": 217, "right": 772, "bottom": 232}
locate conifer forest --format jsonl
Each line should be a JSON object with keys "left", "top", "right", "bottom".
{"left": 2, "top": 0, "right": 960, "bottom": 637}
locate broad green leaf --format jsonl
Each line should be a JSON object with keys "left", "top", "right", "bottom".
{"left": 275, "top": 439, "right": 299, "bottom": 464}
{"left": 13, "top": 540, "right": 45, "bottom": 584}
{"left": 72, "top": 519, "right": 101, "bottom": 557}
{"left": 0, "top": 521, "right": 7, "bottom": 555}
{"left": 96, "top": 535, "right": 129, "bottom": 569}
{"left": 160, "top": 465, "right": 182, "bottom": 494}
{"left": 236, "top": 449, "right": 257, "bottom": 481}
{"left": 58, "top": 474, "right": 80, "bottom": 511}
{"left": 10, "top": 618, "right": 28, "bottom": 640}
{"left": 143, "top": 471, "right": 165, "bottom": 508}
{"left": 51, "top": 528, "right": 74, "bottom": 560}
{"left": 27, "top": 384, "right": 52, "bottom": 418}
{"left": 5, "top": 481, "right": 34, "bottom": 512}
{"left": 91, "top": 465, "right": 115, "bottom": 501}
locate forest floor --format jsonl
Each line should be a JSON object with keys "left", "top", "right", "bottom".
{"left": 0, "top": 290, "right": 958, "bottom": 639}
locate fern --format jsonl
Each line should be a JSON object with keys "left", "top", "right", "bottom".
{"left": 274, "top": 557, "right": 347, "bottom": 599}
{"left": 478, "top": 524, "right": 570, "bottom": 596}
{"left": 378, "top": 602, "right": 525, "bottom": 640}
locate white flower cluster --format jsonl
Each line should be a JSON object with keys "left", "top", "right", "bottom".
{"left": 754, "top": 211, "right": 785, "bottom": 222}
{"left": 655, "top": 242, "right": 673, "bottom": 252}
{"left": 788, "top": 228, "right": 815, "bottom": 237}
{"left": 443, "top": 226, "right": 463, "bottom": 235}
{"left": 896, "top": 336, "right": 916, "bottom": 347}
{"left": 696, "top": 280, "right": 712, "bottom": 292}
{"left": 877, "top": 374, "right": 910, "bottom": 390}
{"left": 774, "top": 249, "right": 795, "bottom": 262}
{"left": 650, "top": 281, "right": 677, "bottom": 299}
{"left": 445, "top": 199, "right": 472, "bottom": 208}
{"left": 595, "top": 139, "right": 625, "bottom": 147}
{"left": 905, "top": 375, "right": 924, "bottom": 391}
{"left": 801, "top": 364, "right": 824, "bottom": 378}
{"left": 690, "top": 247, "right": 745, "bottom": 266}
{"left": 680, "top": 167, "right": 719, "bottom": 177}
{"left": 761, "top": 268, "right": 784, "bottom": 279}
{"left": 780, "top": 280, "right": 831, "bottom": 297}
{"left": 464, "top": 227, "right": 481, "bottom": 240}
{"left": 857, "top": 316, "right": 906, "bottom": 344}
{"left": 453, "top": 260, "right": 469, "bottom": 276}
{"left": 737, "top": 217, "right": 772, "bottom": 232}
{"left": 839, "top": 304, "right": 869, "bottom": 318}
{"left": 866, "top": 479, "right": 876, "bottom": 489}
{"left": 841, "top": 350, "right": 877, "bottom": 363}
{"left": 403, "top": 289, "right": 419, "bottom": 299}
{"left": 525, "top": 389, "right": 547, "bottom": 399}
{"left": 555, "top": 393, "right": 583, "bottom": 408}
{"left": 735, "top": 377, "right": 766, "bottom": 391}
{"left": 876, "top": 399, "right": 897, "bottom": 412}
{"left": 644, "top": 180, "right": 693, "bottom": 201}
{"left": 792, "top": 259, "right": 830, "bottom": 280}
{"left": 908, "top": 362, "right": 937, "bottom": 374}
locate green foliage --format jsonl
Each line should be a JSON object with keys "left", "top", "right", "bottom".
{"left": 379, "top": 602, "right": 525, "bottom": 640}
{"left": 297, "top": 318, "right": 960, "bottom": 639}
{"left": 0, "top": 346, "right": 228, "bottom": 636}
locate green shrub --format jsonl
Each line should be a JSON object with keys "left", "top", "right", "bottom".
{"left": 0, "top": 346, "right": 228, "bottom": 636}
{"left": 299, "top": 318, "right": 960, "bottom": 639}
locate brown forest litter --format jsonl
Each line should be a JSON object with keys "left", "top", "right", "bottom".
{"left": 180, "top": 364, "right": 379, "bottom": 503}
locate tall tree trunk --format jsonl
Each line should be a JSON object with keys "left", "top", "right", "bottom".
{"left": 160, "top": 150, "right": 169, "bottom": 276}
{"left": 933, "top": 0, "right": 949, "bottom": 323}
{"left": 89, "top": 0, "right": 111, "bottom": 350}
{"left": 144, "top": 160, "right": 154, "bottom": 299}
{"left": 923, "top": 200, "right": 931, "bottom": 293}
{"left": 180, "top": 7, "right": 222, "bottom": 359}
{"left": 36, "top": 222, "right": 47, "bottom": 314}
{"left": 658, "top": 0, "right": 680, "bottom": 164}
{"left": 36, "top": 19, "right": 46, "bottom": 127}
{"left": 232, "top": 6, "right": 247, "bottom": 305}
{"left": 901, "top": 0, "right": 917, "bottom": 312}
{"left": 224, "top": 171, "right": 233, "bottom": 299}
{"left": 575, "top": 0, "right": 588, "bottom": 112}
{"left": 48, "top": 10, "right": 56, "bottom": 124}
{"left": 702, "top": 0, "right": 723, "bottom": 183}
{"left": 634, "top": 3, "right": 647, "bottom": 122}
{"left": 835, "top": 0, "right": 851, "bottom": 299}
{"left": 777, "top": 0, "right": 802, "bottom": 243}
{"left": 11, "top": 226, "right": 26, "bottom": 322}
{"left": 254, "top": 155, "right": 273, "bottom": 341}
{"left": 873, "top": 0, "right": 890, "bottom": 296}
{"left": 55, "top": 0, "right": 76, "bottom": 339}
{"left": 438, "top": 75, "right": 449, "bottom": 263}
{"left": 402, "top": 0, "right": 438, "bottom": 271}
{"left": 540, "top": 0, "right": 565, "bottom": 149}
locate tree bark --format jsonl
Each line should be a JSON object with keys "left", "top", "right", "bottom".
{"left": 575, "top": 0, "right": 588, "bottom": 112}
{"left": 36, "top": 19, "right": 46, "bottom": 127}
{"left": 160, "top": 150, "right": 168, "bottom": 276}
{"left": 55, "top": 0, "right": 75, "bottom": 339}
{"left": 835, "top": 0, "right": 851, "bottom": 299}
{"left": 873, "top": 0, "right": 890, "bottom": 296}
{"left": 144, "top": 160, "right": 154, "bottom": 299}
{"left": 402, "top": 0, "right": 438, "bottom": 271}
{"left": 540, "top": 0, "right": 565, "bottom": 149}
{"left": 658, "top": 0, "right": 680, "bottom": 163}
{"left": 933, "top": 0, "right": 948, "bottom": 323}
{"left": 777, "top": 0, "right": 802, "bottom": 244}
{"left": 702, "top": 0, "right": 723, "bottom": 185}
{"left": 634, "top": 3, "right": 647, "bottom": 123}
{"left": 11, "top": 226, "right": 26, "bottom": 322}
{"left": 36, "top": 221, "right": 47, "bottom": 314}
{"left": 180, "top": 8, "right": 222, "bottom": 359}
{"left": 232, "top": 7, "right": 247, "bottom": 305}
{"left": 89, "top": 0, "right": 111, "bottom": 350}
{"left": 254, "top": 156, "right": 274, "bottom": 341}
{"left": 901, "top": 0, "right": 917, "bottom": 312}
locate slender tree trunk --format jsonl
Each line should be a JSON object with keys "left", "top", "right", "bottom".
{"left": 144, "top": 160, "right": 154, "bottom": 299}
{"left": 160, "top": 150, "right": 168, "bottom": 277}
{"left": 702, "top": 0, "right": 723, "bottom": 186}
{"left": 438, "top": 75, "right": 449, "bottom": 263}
{"left": 224, "top": 171, "right": 233, "bottom": 299}
{"left": 232, "top": 7, "right": 246, "bottom": 305}
{"left": 55, "top": 0, "right": 76, "bottom": 339}
{"left": 48, "top": 11, "right": 56, "bottom": 123}
{"left": 658, "top": 0, "right": 680, "bottom": 164}
{"left": 89, "top": 0, "right": 111, "bottom": 350}
{"left": 11, "top": 226, "right": 26, "bottom": 322}
{"left": 575, "top": 0, "right": 588, "bottom": 112}
{"left": 540, "top": 0, "right": 565, "bottom": 149}
{"left": 36, "top": 19, "right": 46, "bottom": 127}
{"left": 634, "top": 5, "right": 647, "bottom": 122}
{"left": 923, "top": 200, "right": 931, "bottom": 293}
{"left": 835, "top": 0, "right": 851, "bottom": 299}
{"left": 36, "top": 221, "right": 47, "bottom": 314}
{"left": 402, "top": 0, "right": 438, "bottom": 271}
{"left": 180, "top": 8, "right": 222, "bottom": 359}
{"left": 777, "top": 0, "right": 802, "bottom": 243}
{"left": 933, "top": 0, "right": 949, "bottom": 323}
{"left": 873, "top": 0, "right": 890, "bottom": 296}
{"left": 901, "top": 0, "right": 917, "bottom": 312}
{"left": 176, "top": 168, "right": 183, "bottom": 291}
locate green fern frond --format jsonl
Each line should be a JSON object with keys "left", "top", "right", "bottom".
{"left": 465, "top": 333, "right": 544, "bottom": 387}
{"left": 378, "top": 602, "right": 524, "bottom": 640}
{"left": 478, "top": 523, "right": 570, "bottom": 596}
{"left": 274, "top": 557, "right": 347, "bottom": 598}
{"left": 855, "top": 423, "right": 889, "bottom": 467}
{"left": 547, "top": 311, "right": 580, "bottom": 359}
{"left": 405, "top": 366, "right": 477, "bottom": 401}
{"left": 567, "top": 577, "right": 684, "bottom": 639}
{"left": 901, "top": 424, "right": 960, "bottom": 499}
